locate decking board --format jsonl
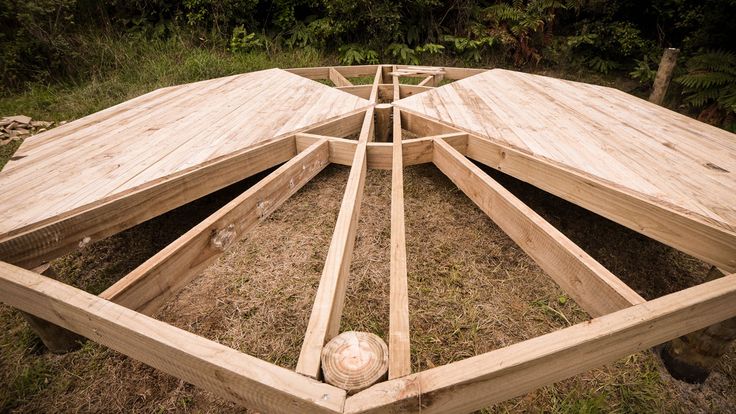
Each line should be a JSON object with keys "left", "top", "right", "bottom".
{"left": 395, "top": 69, "right": 736, "bottom": 269}
{"left": 0, "top": 69, "right": 370, "bottom": 244}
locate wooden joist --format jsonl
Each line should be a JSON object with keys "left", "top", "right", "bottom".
{"left": 433, "top": 139, "right": 644, "bottom": 316}
{"left": 329, "top": 67, "right": 353, "bottom": 87}
{"left": 294, "top": 134, "right": 468, "bottom": 169}
{"left": 388, "top": 107, "right": 411, "bottom": 379}
{"left": 0, "top": 261, "right": 346, "bottom": 414}
{"left": 336, "top": 84, "right": 434, "bottom": 100}
{"left": 0, "top": 136, "right": 297, "bottom": 269}
{"left": 100, "top": 140, "right": 330, "bottom": 315}
{"left": 344, "top": 272, "right": 736, "bottom": 414}
{"left": 297, "top": 69, "right": 380, "bottom": 378}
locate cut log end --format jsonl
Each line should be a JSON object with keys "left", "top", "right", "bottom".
{"left": 320, "top": 331, "right": 388, "bottom": 394}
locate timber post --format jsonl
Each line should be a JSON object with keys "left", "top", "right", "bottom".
{"left": 21, "top": 264, "right": 84, "bottom": 353}
{"left": 649, "top": 47, "right": 680, "bottom": 105}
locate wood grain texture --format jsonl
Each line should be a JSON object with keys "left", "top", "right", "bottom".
{"left": 100, "top": 140, "right": 330, "bottom": 315}
{"left": 0, "top": 68, "right": 370, "bottom": 246}
{"left": 345, "top": 272, "right": 736, "bottom": 414}
{"left": 0, "top": 137, "right": 298, "bottom": 269}
{"left": 396, "top": 69, "right": 736, "bottom": 270}
{"left": 0, "top": 261, "right": 346, "bottom": 414}
{"left": 389, "top": 107, "right": 411, "bottom": 379}
{"left": 433, "top": 139, "right": 644, "bottom": 316}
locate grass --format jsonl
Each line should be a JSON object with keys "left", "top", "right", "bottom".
{"left": 0, "top": 37, "right": 734, "bottom": 413}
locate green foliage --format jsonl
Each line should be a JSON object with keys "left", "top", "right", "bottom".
{"left": 228, "top": 25, "right": 264, "bottom": 53}
{"left": 676, "top": 50, "right": 736, "bottom": 130}
{"left": 629, "top": 56, "right": 657, "bottom": 86}
{"left": 338, "top": 44, "right": 379, "bottom": 65}
{"left": 387, "top": 43, "right": 419, "bottom": 65}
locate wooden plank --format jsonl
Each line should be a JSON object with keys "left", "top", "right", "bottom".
{"left": 100, "top": 140, "right": 330, "bottom": 315}
{"left": 345, "top": 272, "right": 736, "bottom": 414}
{"left": 0, "top": 261, "right": 346, "bottom": 414}
{"left": 464, "top": 134, "right": 736, "bottom": 272}
{"left": 295, "top": 134, "right": 468, "bottom": 169}
{"left": 399, "top": 110, "right": 459, "bottom": 137}
{"left": 286, "top": 65, "right": 385, "bottom": 80}
{"left": 305, "top": 109, "right": 367, "bottom": 138}
{"left": 337, "top": 85, "right": 372, "bottom": 99}
{"left": 329, "top": 67, "right": 354, "bottom": 87}
{"left": 296, "top": 68, "right": 378, "bottom": 376}
{"left": 396, "top": 70, "right": 736, "bottom": 271}
{"left": 389, "top": 106, "right": 411, "bottom": 379}
{"left": 433, "top": 139, "right": 644, "bottom": 316}
{"left": 417, "top": 75, "right": 434, "bottom": 87}
{"left": 0, "top": 136, "right": 297, "bottom": 269}
{"left": 392, "top": 66, "right": 400, "bottom": 102}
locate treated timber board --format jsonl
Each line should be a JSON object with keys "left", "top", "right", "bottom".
{"left": 0, "top": 68, "right": 370, "bottom": 249}
{"left": 100, "top": 140, "right": 330, "bottom": 315}
{"left": 345, "top": 272, "right": 736, "bottom": 414}
{"left": 0, "top": 136, "right": 296, "bottom": 269}
{"left": 0, "top": 262, "right": 346, "bottom": 414}
{"left": 389, "top": 107, "right": 410, "bottom": 379}
{"left": 433, "top": 139, "right": 644, "bottom": 316}
{"left": 294, "top": 134, "right": 468, "bottom": 169}
{"left": 396, "top": 70, "right": 736, "bottom": 270}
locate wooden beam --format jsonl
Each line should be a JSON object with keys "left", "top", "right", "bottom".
{"left": 417, "top": 75, "right": 434, "bottom": 87}
{"left": 297, "top": 117, "right": 372, "bottom": 379}
{"left": 374, "top": 104, "right": 392, "bottom": 142}
{"left": 295, "top": 134, "right": 468, "bottom": 169}
{"left": 304, "top": 109, "right": 367, "bottom": 138}
{"left": 337, "top": 85, "right": 372, "bottom": 100}
{"left": 286, "top": 65, "right": 386, "bottom": 81}
{"left": 0, "top": 136, "right": 298, "bottom": 269}
{"left": 345, "top": 272, "right": 736, "bottom": 414}
{"left": 369, "top": 66, "right": 382, "bottom": 104}
{"left": 0, "top": 261, "right": 346, "bottom": 414}
{"left": 337, "top": 84, "right": 434, "bottom": 101}
{"left": 100, "top": 140, "right": 330, "bottom": 315}
{"left": 329, "top": 67, "right": 353, "bottom": 87}
{"left": 389, "top": 106, "right": 411, "bottom": 379}
{"left": 402, "top": 110, "right": 736, "bottom": 272}
{"left": 433, "top": 139, "right": 644, "bottom": 316}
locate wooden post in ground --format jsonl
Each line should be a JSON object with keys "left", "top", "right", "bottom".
{"left": 660, "top": 266, "right": 736, "bottom": 383}
{"left": 321, "top": 331, "right": 388, "bottom": 394}
{"left": 374, "top": 104, "right": 392, "bottom": 142}
{"left": 649, "top": 48, "right": 680, "bottom": 105}
{"left": 21, "top": 265, "right": 84, "bottom": 353}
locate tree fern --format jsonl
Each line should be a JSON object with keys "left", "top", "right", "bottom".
{"left": 676, "top": 51, "right": 736, "bottom": 113}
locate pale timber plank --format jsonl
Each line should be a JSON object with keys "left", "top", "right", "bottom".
{"left": 433, "top": 139, "right": 645, "bottom": 316}
{"left": 0, "top": 137, "right": 297, "bottom": 269}
{"left": 345, "top": 272, "right": 736, "bottom": 414}
{"left": 389, "top": 106, "right": 411, "bottom": 379}
{"left": 329, "top": 67, "right": 353, "bottom": 87}
{"left": 100, "top": 140, "right": 330, "bottom": 315}
{"left": 0, "top": 261, "right": 345, "bottom": 414}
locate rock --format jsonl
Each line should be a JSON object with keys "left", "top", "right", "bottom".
{"left": 15, "top": 128, "right": 30, "bottom": 136}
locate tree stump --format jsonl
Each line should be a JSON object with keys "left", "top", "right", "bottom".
{"left": 660, "top": 266, "right": 736, "bottom": 383}
{"left": 321, "top": 331, "right": 389, "bottom": 394}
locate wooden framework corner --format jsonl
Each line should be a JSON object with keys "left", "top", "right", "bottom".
{"left": 1, "top": 63, "right": 735, "bottom": 414}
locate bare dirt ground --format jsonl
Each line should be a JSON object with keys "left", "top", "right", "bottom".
{"left": 1, "top": 163, "right": 734, "bottom": 413}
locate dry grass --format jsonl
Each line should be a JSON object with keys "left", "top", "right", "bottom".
{"left": 1, "top": 161, "right": 735, "bottom": 413}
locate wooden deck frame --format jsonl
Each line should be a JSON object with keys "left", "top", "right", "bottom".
{"left": 2, "top": 65, "right": 735, "bottom": 414}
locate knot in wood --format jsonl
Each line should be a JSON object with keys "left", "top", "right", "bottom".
{"left": 211, "top": 224, "right": 236, "bottom": 251}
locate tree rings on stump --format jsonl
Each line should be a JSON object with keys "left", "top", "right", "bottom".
{"left": 320, "top": 331, "right": 388, "bottom": 394}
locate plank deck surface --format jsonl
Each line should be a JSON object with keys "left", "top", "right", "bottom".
{"left": 0, "top": 68, "right": 370, "bottom": 239}
{"left": 395, "top": 69, "right": 736, "bottom": 237}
